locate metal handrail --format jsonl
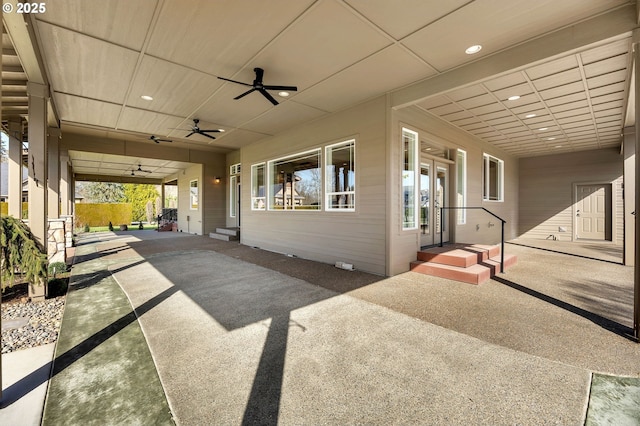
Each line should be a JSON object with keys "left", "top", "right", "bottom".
{"left": 156, "top": 208, "right": 178, "bottom": 231}
{"left": 439, "top": 206, "right": 507, "bottom": 273}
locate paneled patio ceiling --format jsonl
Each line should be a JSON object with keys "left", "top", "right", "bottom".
{"left": 2, "top": 0, "right": 638, "bottom": 179}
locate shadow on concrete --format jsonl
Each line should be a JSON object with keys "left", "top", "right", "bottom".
{"left": 507, "top": 241, "right": 623, "bottom": 265}
{"left": 0, "top": 260, "right": 174, "bottom": 407}
{"left": 492, "top": 275, "right": 636, "bottom": 342}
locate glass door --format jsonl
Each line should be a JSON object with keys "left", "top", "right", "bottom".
{"left": 419, "top": 164, "right": 431, "bottom": 247}
{"left": 419, "top": 161, "right": 449, "bottom": 248}
{"left": 434, "top": 163, "right": 449, "bottom": 245}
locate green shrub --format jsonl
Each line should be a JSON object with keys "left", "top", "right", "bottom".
{"left": 83, "top": 224, "right": 90, "bottom": 232}
{"left": 108, "top": 221, "right": 114, "bottom": 231}
{"left": 48, "top": 261, "right": 67, "bottom": 276}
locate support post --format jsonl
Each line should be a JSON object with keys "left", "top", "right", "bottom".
{"left": 47, "top": 128, "right": 61, "bottom": 218}
{"left": 7, "top": 119, "right": 23, "bottom": 218}
{"left": 27, "top": 81, "right": 49, "bottom": 301}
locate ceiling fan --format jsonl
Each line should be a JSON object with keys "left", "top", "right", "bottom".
{"left": 149, "top": 135, "right": 172, "bottom": 143}
{"left": 218, "top": 67, "right": 297, "bottom": 105}
{"left": 131, "top": 164, "right": 152, "bottom": 176}
{"left": 183, "top": 118, "right": 224, "bottom": 140}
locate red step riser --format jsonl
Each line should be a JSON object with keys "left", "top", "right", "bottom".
{"left": 411, "top": 245, "right": 517, "bottom": 285}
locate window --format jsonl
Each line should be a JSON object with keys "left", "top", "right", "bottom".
{"left": 230, "top": 176, "right": 237, "bottom": 217}
{"left": 325, "top": 140, "right": 355, "bottom": 211}
{"left": 456, "top": 149, "right": 467, "bottom": 224}
{"left": 483, "top": 154, "right": 504, "bottom": 201}
{"left": 402, "top": 128, "right": 418, "bottom": 229}
{"left": 189, "top": 179, "right": 198, "bottom": 210}
{"left": 268, "top": 149, "right": 321, "bottom": 210}
{"left": 251, "top": 163, "right": 266, "bottom": 210}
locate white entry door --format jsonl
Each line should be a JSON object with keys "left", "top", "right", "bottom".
{"left": 576, "top": 184, "right": 610, "bottom": 240}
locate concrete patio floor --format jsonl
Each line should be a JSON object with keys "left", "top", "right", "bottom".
{"left": 4, "top": 231, "right": 639, "bottom": 424}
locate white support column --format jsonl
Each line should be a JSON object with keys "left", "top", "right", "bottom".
{"left": 47, "top": 128, "right": 61, "bottom": 218}
{"left": 7, "top": 119, "right": 23, "bottom": 218}
{"left": 623, "top": 127, "right": 636, "bottom": 266}
{"left": 60, "top": 150, "right": 70, "bottom": 216}
{"left": 27, "top": 81, "right": 49, "bottom": 301}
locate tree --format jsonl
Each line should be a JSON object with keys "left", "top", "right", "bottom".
{"left": 123, "top": 184, "right": 160, "bottom": 223}
{"left": 1, "top": 216, "right": 47, "bottom": 291}
{"left": 83, "top": 182, "right": 125, "bottom": 203}
{"left": 145, "top": 200, "right": 154, "bottom": 224}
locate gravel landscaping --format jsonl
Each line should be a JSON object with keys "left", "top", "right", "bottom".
{"left": 1, "top": 293, "right": 66, "bottom": 354}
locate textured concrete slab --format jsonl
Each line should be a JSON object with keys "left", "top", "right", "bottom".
{"left": 0, "top": 343, "right": 54, "bottom": 426}
{"left": 112, "top": 248, "right": 591, "bottom": 425}
{"left": 27, "top": 232, "right": 640, "bottom": 425}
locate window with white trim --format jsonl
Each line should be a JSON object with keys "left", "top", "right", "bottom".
{"left": 483, "top": 153, "right": 504, "bottom": 201}
{"left": 456, "top": 149, "right": 467, "bottom": 224}
{"left": 268, "top": 149, "right": 321, "bottom": 210}
{"left": 230, "top": 175, "right": 237, "bottom": 217}
{"left": 325, "top": 140, "right": 355, "bottom": 211}
{"left": 251, "top": 163, "right": 266, "bottom": 210}
{"left": 402, "top": 128, "right": 418, "bottom": 229}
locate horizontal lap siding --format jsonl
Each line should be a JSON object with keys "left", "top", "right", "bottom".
{"left": 241, "top": 97, "right": 387, "bottom": 275}
{"left": 518, "top": 148, "right": 623, "bottom": 242}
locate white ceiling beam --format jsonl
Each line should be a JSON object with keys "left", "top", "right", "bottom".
{"left": 391, "top": 4, "right": 637, "bottom": 109}
{"left": 2, "top": 1, "right": 45, "bottom": 84}
{"left": 73, "top": 174, "right": 163, "bottom": 185}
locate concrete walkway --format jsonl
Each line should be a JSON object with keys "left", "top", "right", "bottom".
{"left": 3, "top": 231, "right": 639, "bottom": 424}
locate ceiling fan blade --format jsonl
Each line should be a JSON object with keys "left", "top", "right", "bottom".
{"left": 234, "top": 88, "right": 256, "bottom": 100}
{"left": 198, "top": 129, "right": 221, "bottom": 133}
{"left": 198, "top": 132, "right": 217, "bottom": 140}
{"left": 185, "top": 132, "right": 196, "bottom": 138}
{"left": 158, "top": 139, "right": 173, "bottom": 143}
{"left": 218, "top": 76, "right": 252, "bottom": 87}
{"left": 263, "top": 85, "right": 297, "bottom": 92}
{"left": 259, "top": 88, "right": 279, "bottom": 105}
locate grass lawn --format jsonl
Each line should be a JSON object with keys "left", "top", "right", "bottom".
{"left": 77, "top": 223, "right": 158, "bottom": 233}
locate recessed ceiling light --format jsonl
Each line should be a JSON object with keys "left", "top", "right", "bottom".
{"left": 141, "top": 95, "right": 153, "bottom": 101}
{"left": 465, "top": 45, "right": 482, "bottom": 55}
{"left": 538, "top": 127, "right": 548, "bottom": 131}
{"left": 507, "top": 95, "right": 520, "bottom": 101}
{"left": 278, "top": 91, "right": 290, "bottom": 97}
{"left": 547, "top": 137, "right": 556, "bottom": 140}
{"left": 525, "top": 113, "right": 536, "bottom": 118}
{"left": 218, "top": 129, "right": 225, "bottom": 132}
{"left": 555, "top": 145, "right": 563, "bottom": 148}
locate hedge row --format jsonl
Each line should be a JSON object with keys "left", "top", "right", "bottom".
{"left": 75, "top": 203, "right": 132, "bottom": 227}
{"left": 0, "top": 202, "right": 30, "bottom": 218}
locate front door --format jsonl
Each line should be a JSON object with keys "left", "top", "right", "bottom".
{"left": 576, "top": 184, "right": 611, "bottom": 240}
{"left": 419, "top": 160, "right": 450, "bottom": 247}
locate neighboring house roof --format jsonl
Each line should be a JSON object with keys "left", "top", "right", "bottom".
{"left": 0, "top": 162, "right": 28, "bottom": 197}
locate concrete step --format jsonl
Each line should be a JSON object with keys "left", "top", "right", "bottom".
{"left": 412, "top": 243, "right": 517, "bottom": 285}
{"left": 410, "top": 261, "right": 491, "bottom": 285}
{"left": 215, "top": 227, "right": 240, "bottom": 237}
{"left": 209, "top": 232, "right": 237, "bottom": 241}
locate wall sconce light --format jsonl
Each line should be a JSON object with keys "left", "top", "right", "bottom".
{"left": 214, "top": 177, "right": 221, "bottom": 184}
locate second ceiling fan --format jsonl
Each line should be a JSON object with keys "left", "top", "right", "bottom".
{"left": 218, "top": 67, "right": 297, "bottom": 106}
{"left": 184, "top": 118, "right": 224, "bottom": 140}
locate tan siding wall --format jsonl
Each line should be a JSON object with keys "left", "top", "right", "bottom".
{"left": 389, "top": 107, "right": 519, "bottom": 275}
{"left": 240, "top": 97, "right": 387, "bottom": 275}
{"left": 518, "top": 148, "right": 623, "bottom": 243}
{"left": 177, "top": 164, "right": 203, "bottom": 234}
